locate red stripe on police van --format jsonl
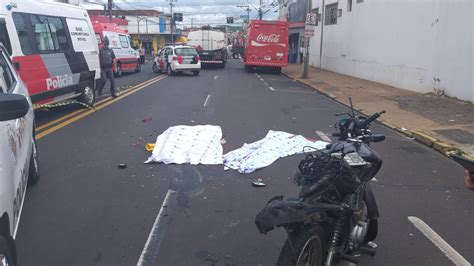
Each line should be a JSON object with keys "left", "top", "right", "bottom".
{"left": 13, "top": 55, "right": 50, "bottom": 98}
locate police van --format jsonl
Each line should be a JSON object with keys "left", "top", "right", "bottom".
{"left": 0, "top": 0, "right": 101, "bottom": 107}
{"left": 0, "top": 42, "right": 38, "bottom": 266}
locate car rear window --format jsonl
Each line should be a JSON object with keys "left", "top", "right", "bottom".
{"left": 175, "top": 48, "right": 198, "bottom": 56}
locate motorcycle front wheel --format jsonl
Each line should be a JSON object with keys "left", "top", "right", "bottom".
{"left": 277, "top": 225, "right": 329, "bottom": 266}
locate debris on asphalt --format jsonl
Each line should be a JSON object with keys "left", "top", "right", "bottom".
{"left": 368, "top": 241, "right": 378, "bottom": 248}
{"left": 224, "top": 130, "right": 328, "bottom": 173}
{"left": 118, "top": 163, "right": 127, "bottom": 169}
{"left": 220, "top": 138, "right": 227, "bottom": 145}
{"left": 145, "top": 125, "right": 224, "bottom": 165}
{"left": 191, "top": 120, "right": 195, "bottom": 123}
{"left": 142, "top": 117, "right": 153, "bottom": 123}
{"left": 401, "top": 127, "right": 408, "bottom": 131}
{"left": 145, "top": 143, "right": 155, "bottom": 152}
{"left": 224, "top": 166, "right": 230, "bottom": 171}
{"left": 252, "top": 178, "right": 266, "bottom": 187}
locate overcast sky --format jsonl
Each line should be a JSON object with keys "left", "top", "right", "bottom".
{"left": 81, "top": 0, "right": 279, "bottom": 27}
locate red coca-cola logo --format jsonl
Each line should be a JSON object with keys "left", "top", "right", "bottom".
{"left": 256, "top": 33, "right": 280, "bottom": 43}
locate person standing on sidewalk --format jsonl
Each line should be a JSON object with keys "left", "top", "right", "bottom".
{"left": 139, "top": 44, "right": 146, "bottom": 64}
{"left": 98, "top": 37, "right": 117, "bottom": 98}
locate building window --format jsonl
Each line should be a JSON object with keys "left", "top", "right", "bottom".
{"left": 12, "top": 13, "right": 33, "bottom": 55}
{"left": 30, "top": 15, "right": 69, "bottom": 52}
{"left": 348, "top": 0, "right": 353, "bottom": 11}
{"left": 325, "top": 3, "right": 338, "bottom": 25}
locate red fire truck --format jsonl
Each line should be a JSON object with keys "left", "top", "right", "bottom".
{"left": 244, "top": 20, "right": 289, "bottom": 74}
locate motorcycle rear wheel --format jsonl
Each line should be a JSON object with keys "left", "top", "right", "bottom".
{"left": 277, "top": 225, "right": 329, "bottom": 266}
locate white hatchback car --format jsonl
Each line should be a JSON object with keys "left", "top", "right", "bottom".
{"left": 0, "top": 45, "right": 39, "bottom": 265}
{"left": 153, "top": 45, "right": 201, "bottom": 76}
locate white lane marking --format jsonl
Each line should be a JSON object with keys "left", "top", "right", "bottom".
{"left": 269, "top": 87, "right": 275, "bottom": 91}
{"left": 260, "top": 78, "right": 264, "bottom": 82}
{"left": 203, "top": 94, "right": 212, "bottom": 107}
{"left": 263, "top": 82, "right": 268, "bottom": 86}
{"left": 407, "top": 216, "right": 471, "bottom": 266}
{"left": 137, "top": 189, "right": 176, "bottom": 266}
{"left": 316, "top": 131, "right": 332, "bottom": 142}
{"left": 213, "top": 75, "right": 218, "bottom": 80}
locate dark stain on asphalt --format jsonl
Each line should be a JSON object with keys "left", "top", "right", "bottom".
{"left": 170, "top": 165, "right": 205, "bottom": 209}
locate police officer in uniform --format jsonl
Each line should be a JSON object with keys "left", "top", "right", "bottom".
{"left": 98, "top": 37, "right": 117, "bottom": 97}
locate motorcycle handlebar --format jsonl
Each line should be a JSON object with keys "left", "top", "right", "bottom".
{"left": 359, "top": 110, "right": 386, "bottom": 129}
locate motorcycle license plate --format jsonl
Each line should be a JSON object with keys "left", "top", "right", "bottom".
{"left": 344, "top": 153, "right": 367, "bottom": 166}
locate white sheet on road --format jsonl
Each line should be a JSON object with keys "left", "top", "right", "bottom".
{"left": 223, "top": 130, "right": 329, "bottom": 174}
{"left": 145, "top": 125, "right": 223, "bottom": 165}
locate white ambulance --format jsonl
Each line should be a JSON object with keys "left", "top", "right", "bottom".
{"left": 93, "top": 21, "right": 141, "bottom": 77}
{"left": 0, "top": 0, "right": 101, "bottom": 107}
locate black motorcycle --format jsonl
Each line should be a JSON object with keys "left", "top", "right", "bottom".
{"left": 255, "top": 98, "right": 386, "bottom": 266}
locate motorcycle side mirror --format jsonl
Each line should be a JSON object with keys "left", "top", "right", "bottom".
{"left": 372, "top": 134, "right": 385, "bottom": 143}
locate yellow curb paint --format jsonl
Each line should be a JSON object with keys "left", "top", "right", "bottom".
{"left": 36, "top": 76, "right": 167, "bottom": 140}
{"left": 413, "top": 131, "right": 437, "bottom": 147}
{"left": 433, "top": 141, "right": 455, "bottom": 154}
{"left": 35, "top": 76, "right": 164, "bottom": 133}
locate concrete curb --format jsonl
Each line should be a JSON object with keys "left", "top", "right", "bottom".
{"left": 281, "top": 72, "right": 471, "bottom": 159}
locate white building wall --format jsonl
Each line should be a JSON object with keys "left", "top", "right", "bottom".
{"left": 308, "top": 0, "right": 473, "bottom": 102}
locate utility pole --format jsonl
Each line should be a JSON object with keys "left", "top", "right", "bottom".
{"left": 191, "top": 18, "right": 194, "bottom": 28}
{"left": 167, "top": 0, "right": 176, "bottom": 43}
{"left": 319, "top": 0, "right": 325, "bottom": 68}
{"left": 107, "top": 0, "right": 113, "bottom": 22}
{"left": 258, "top": 0, "right": 263, "bottom": 20}
{"left": 302, "top": 0, "right": 312, "bottom": 78}
{"left": 237, "top": 4, "right": 250, "bottom": 23}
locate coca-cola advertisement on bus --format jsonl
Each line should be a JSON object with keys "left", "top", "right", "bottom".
{"left": 252, "top": 33, "right": 286, "bottom": 47}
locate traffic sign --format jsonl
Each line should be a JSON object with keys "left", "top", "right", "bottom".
{"left": 304, "top": 28, "right": 315, "bottom": 37}
{"left": 306, "top": 13, "right": 317, "bottom": 25}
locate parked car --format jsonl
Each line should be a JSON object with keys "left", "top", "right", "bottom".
{"left": 153, "top": 45, "right": 201, "bottom": 76}
{"left": 0, "top": 0, "right": 101, "bottom": 107}
{"left": 0, "top": 44, "right": 39, "bottom": 266}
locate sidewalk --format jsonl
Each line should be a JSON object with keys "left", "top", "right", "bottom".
{"left": 283, "top": 64, "right": 474, "bottom": 157}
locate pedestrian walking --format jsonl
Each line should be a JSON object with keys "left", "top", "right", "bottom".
{"left": 98, "top": 37, "right": 117, "bottom": 97}
{"left": 139, "top": 45, "right": 146, "bottom": 64}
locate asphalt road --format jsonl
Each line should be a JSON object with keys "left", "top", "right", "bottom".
{"left": 17, "top": 60, "right": 473, "bottom": 265}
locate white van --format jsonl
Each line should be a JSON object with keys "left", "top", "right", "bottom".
{"left": 0, "top": 0, "right": 101, "bottom": 107}
{"left": 92, "top": 21, "right": 140, "bottom": 76}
